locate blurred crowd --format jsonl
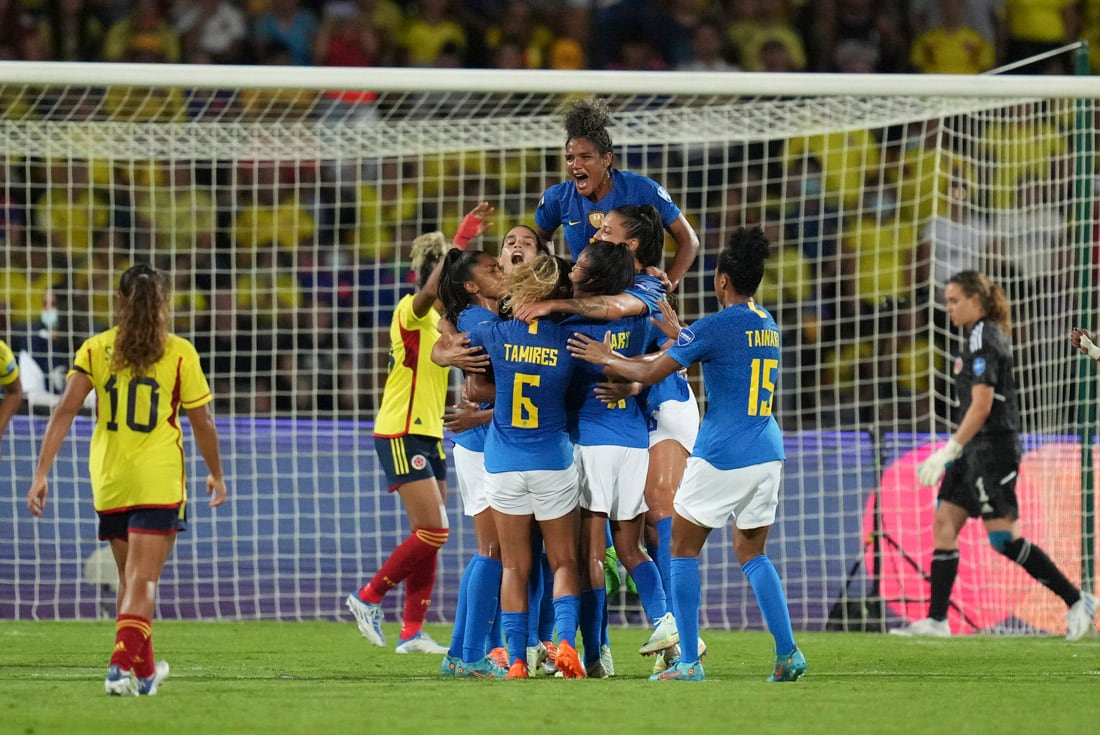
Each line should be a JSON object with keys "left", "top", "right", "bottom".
{"left": 1, "top": 0, "right": 1099, "bottom": 76}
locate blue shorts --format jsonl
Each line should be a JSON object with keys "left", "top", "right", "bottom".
{"left": 97, "top": 505, "right": 187, "bottom": 540}
{"left": 373, "top": 434, "right": 447, "bottom": 492}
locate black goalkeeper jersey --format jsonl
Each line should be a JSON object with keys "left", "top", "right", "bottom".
{"left": 953, "top": 317, "right": 1020, "bottom": 439}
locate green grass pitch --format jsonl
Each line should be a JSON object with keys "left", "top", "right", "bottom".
{"left": 2, "top": 620, "right": 1097, "bottom": 735}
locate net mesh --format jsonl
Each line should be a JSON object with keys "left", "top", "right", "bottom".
{"left": 0, "top": 68, "right": 1096, "bottom": 634}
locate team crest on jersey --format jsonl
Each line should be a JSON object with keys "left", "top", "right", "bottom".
{"left": 973, "top": 357, "right": 986, "bottom": 376}
{"left": 410, "top": 454, "right": 427, "bottom": 471}
{"left": 656, "top": 185, "right": 672, "bottom": 203}
{"left": 953, "top": 357, "right": 963, "bottom": 375}
{"left": 676, "top": 327, "right": 696, "bottom": 347}
{"left": 589, "top": 211, "right": 604, "bottom": 229}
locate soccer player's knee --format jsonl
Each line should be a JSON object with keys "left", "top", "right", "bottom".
{"left": 987, "top": 530, "right": 1015, "bottom": 555}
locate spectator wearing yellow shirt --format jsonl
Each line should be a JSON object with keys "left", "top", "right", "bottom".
{"left": 1003, "top": 0, "right": 1079, "bottom": 67}
{"left": 102, "top": 0, "right": 182, "bottom": 62}
{"left": 910, "top": 1, "right": 997, "bottom": 74}
{"left": 231, "top": 161, "right": 317, "bottom": 268}
{"left": 399, "top": 0, "right": 466, "bottom": 66}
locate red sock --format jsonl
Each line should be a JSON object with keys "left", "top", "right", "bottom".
{"left": 360, "top": 528, "right": 448, "bottom": 605}
{"left": 132, "top": 632, "right": 156, "bottom": 679}
{"left": 110, "top": 614, "right": 151, "bottom": 672}
{"left": 400, "top": 549, "right": 440, "bottom": 641}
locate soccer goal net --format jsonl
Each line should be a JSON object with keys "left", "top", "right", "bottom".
{"left": 0, "top": 63, "right": 1096, "bottom": 636}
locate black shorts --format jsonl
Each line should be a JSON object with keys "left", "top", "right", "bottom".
{"left": 98, "top": 505, "right": 187, "bottom": 540}
{"left": 373, "top": 434, "right": 447, "bottom": 492}
{"left": 937, "top": 439, "right": 1021, "bottom": 521}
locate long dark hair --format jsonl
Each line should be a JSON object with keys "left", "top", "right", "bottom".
{"left": 439, "top": 248, "right": 491, "bottom": 325}
{"left": 111, "top": 263, "right": 170, "bottom": 376}
{"left": 611, "top": 204, "right": 664, "bottom": 268}
{"left": 575, "top": 241, "right": 634, "bottom": 296}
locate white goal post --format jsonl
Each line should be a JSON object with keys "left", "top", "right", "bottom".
{"left": 0, "top": 62, "right": 1096, "bottom": 636}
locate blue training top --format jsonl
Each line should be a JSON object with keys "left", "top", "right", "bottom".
{"left": 449, "top": 304, "right": 500, "bottom": 452}
{"left": 535, "top": 169, "right": 682, "bottom": 262}
{"left": 468, "top": 317, "right": 577, "bottom": 473}
{"left": 666, "top": 300, "right": 785, "bottom": 470}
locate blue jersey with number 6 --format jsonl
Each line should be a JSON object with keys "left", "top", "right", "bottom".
{"left": 665, "top": 300, "right": 785, "bottom": 470}
{"left": 468, "top": 317, "right": 576, "bottom": 473}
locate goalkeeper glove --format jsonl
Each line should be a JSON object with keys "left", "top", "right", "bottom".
{"left": 916, "top": 438, "right": 963, "bottom": 487}
{"left": 1080, "top": 333, "right": 1100, "bottom": 361}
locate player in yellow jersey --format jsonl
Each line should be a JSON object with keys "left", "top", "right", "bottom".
{"left": 0, "top": 337, "right": 23, "bottom": 445}
{"left": 26, "top": 263, "right": 227, "bottom": 696}
{"left": 347, "top": 204, "right": 490, "bottom": 655}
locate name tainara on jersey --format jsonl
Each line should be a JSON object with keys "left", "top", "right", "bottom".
{"left": 746, "top": 329, "right": 780, "bottom": 347}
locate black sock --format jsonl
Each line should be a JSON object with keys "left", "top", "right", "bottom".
{"left": 1000, "top": 537, "right": 1081, "bottom": 608}
{"left": 928, "top": 549, "right": 959, "bottom": 621}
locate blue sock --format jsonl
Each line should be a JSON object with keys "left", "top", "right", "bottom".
{"left": 501, "top": 611, "right": 528, "bottom": 668}
{"left": 552, "top": 594, "right": 580, "bottom": 648}
{"left": 742, "top": 554, "right": 796, "bottom": 656}
{"left": 600, "top": 585, "right": 610, "bottom": 648}
{"left": 605, "top": 520, "right": 614, "bottom": 549}
{"left": 670, "top": 557, "right": 700, "bottom": 663}
{"left": 486, "top": 597, "right": 504, "bottom": 652}
{"left": 462, "top": 555, "right": 502, "bottom": 663}
{"left": 656, "top": 516, "right": 672, "bottom": 601}
{"left": 631, "top": 559, "right": 668, "bottom": 624}
{"left": 579, "top": 588, "right": 604, "bottom": 665}
{"left": 538, "top": 554, "right": 555, "bottom": 642}
{"left": 525, "top": 552, "right": 544, "bottom": 647}
{"left": 447, "top": 555, "right": 476, "bottom": 658}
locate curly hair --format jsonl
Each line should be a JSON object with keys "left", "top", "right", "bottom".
{"left": 111, "top": 263, "right": 171, "bottom": 376}
{"left": 502, "top": 254, "right": 568, "bottom": 308}
{"left": 718, "top": 226, "right": 770, "bottom": 297}
{"left": 410, "top": 230, "right": 449, "bottom": 288}
{"left": 563, "top": 97, "right": 613, "bottom": 155}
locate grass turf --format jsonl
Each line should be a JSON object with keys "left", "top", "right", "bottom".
{"left": 2, "top": 620, "right": 1097, "bottom": 735}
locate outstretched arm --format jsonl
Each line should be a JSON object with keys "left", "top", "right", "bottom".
{"left": 664, "top": 214, "right": 700, "bottom": 292}
{"left": 567, "top": 331, "right": 682, "bottom": 385}
{"left": 512, "top": 292, "right": 646, "bottom": 323}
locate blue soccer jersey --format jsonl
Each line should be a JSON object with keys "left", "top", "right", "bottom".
{"left": 623, "top": 272, "right": 692, "bottom": 411}
{"left": 666, "top": 300, "right": 785, "bottom": 470}
{"left": 450, "top": 305, "right": 501, "bottom": 452}
{"left": 468, "top": 317, "right": 577, "bottom": 473}
{"left": 565, "top": 314, "right": 654, "bottom": 449}
{"left": 535, "top": 169, "right": 682, "bottom": 261}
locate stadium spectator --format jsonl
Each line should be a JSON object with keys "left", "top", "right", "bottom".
{"left": 345, "top": 229, "right": 456, "bottom": 656}
{"left": 398, "top": 0, "right": 466, "bottom": 67}
{"left": 813, "top": 0, "right": 906, "bottom": 72}
{"left": 14, "top": 287, "right": 95, "bottom": 411}
{"left": 38, "top": 0, "right": 105, "bottom": 62}
{"left": 730, "top": 0, "right": 807, "bottom": 72}
{"left": 172, "top": 0, "right": 249, "bottom": 65}
{"left": 252, "top": 0, "right": 318, "bottom": 66}
{"left": 893, "top": 270, "right": 1097, "bottom": 641}
{"left": 0, "top": 0, "right": 45, "bottom": 60}
{"left": 1002, "top": 0, "right": 1079, "bottom": 71}
{"left": 677, "top": 14, "right": 739, "bottom": 71}
{"left": 26, "top": 263, "right": 228, "bottom": 696}
{"left": 908, "top": 0, "right": 1004, "bottom": 50}
{"left": 908, "top": 0, "right": 997, "bottom": 74}
{"left": 567, "top": 225, "right": 807, "bottom": 683}
{"left": 482, "top": 0, "right": 555, "bottom": 69}
{"left": 101, "top": 0, "right": 182, "bottom": 63}
{"left": 0, "top": 335, "right": 22, "bottom": 439}
{"left": 534, "top": 97, "right": 700, "bottom": 292}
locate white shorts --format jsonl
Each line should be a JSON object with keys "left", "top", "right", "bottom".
{"left": 574, "top": 444, "right": 649, "bottom": 520}
{"left": 452, "top": 444, "right": 490, "bottom": 517}
{"left": 648, "top": 393, "right": 700, "bottom": 453}
{"left": 485, "top": 465, "right": 579, "bottom": 521}
{"left": 673, "top": 457, "right": 783, "bottom": 531}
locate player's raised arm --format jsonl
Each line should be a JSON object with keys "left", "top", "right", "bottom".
{"left": 567, "top": 331, "right": 680, "bottom": 386}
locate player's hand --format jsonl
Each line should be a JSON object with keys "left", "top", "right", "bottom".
{"left": 651, "top": 299, "right": 683, "bottom": 342}
{"left": 453, "top": 202, "right": 495, "bottom": 248}
{"left": 434, "top": 332, "right": 490, "bottom": 373}
{"left": 207, "top": 475, "right": 228, "bottom": 507}
{"left": 643, "top": 264, "right": 673, "bottom": 293}
{"left": 567, "top": 330, "right": 615, "bottom": 366}
{"left": 444, "top": 401, "right": 490, "bottom": 433}
{"left": 27, "top": 478, "right": 48, "bottom": 517}
{"left": 1070, "top": 327, "right": 1100, "bottom": 361}
{"left": 512, "top": 301, "right": 552, "bottom": 323}
{"left": 592, "top": 379, "right": 638, "bottom": 406}
{"left": 916, "top": 438, "right": 963, "bottom": 487}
